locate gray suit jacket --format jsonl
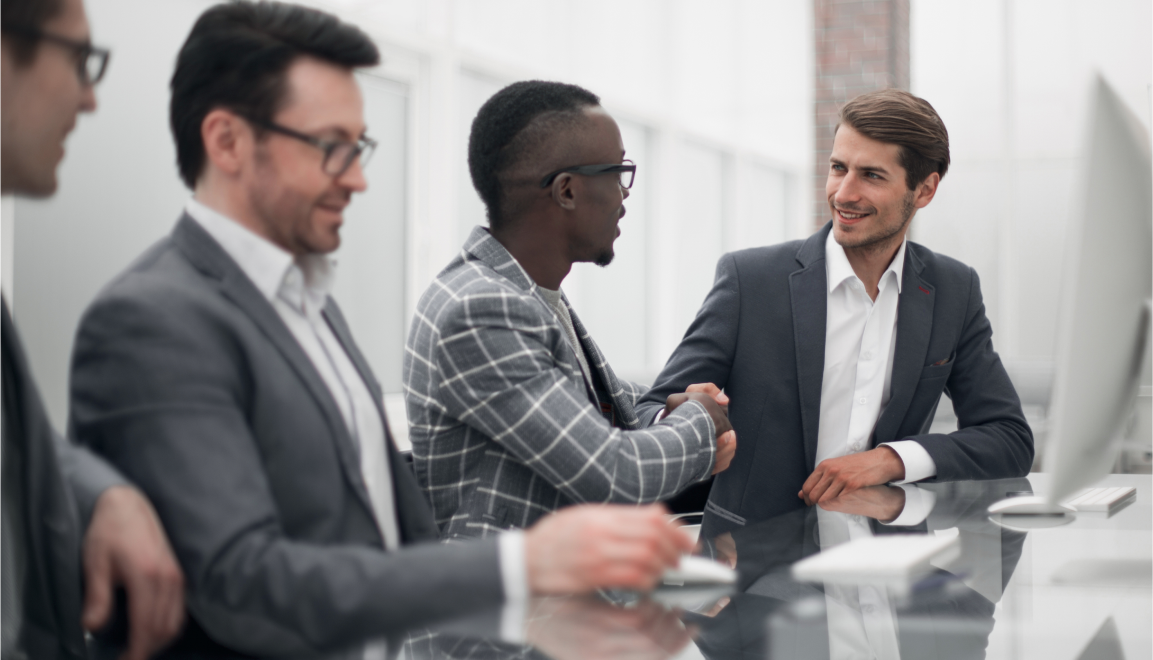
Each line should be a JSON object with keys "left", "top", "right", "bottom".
{"left": 2, "top": 300, "right": 88, "bottom": 659}
{"left": 636, "top": 223, "right": 1033, "bottom": 527}
{"left": 403, "top": 226, "right": 716, "bottom": 539}
{"left": 70, "top": 216, "right": 506, "bottom": 658}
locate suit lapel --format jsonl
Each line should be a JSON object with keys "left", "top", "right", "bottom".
{"left": 568, "top": 301, "right": 641, "bottom": 429}
{"left": 790, "top": 225, "right": 832, "bottom": 470}
{"left": 171, "top": 216, "right": 379, "bottom": 525}
{"left": 321, "top": 301, "right": 439, "bottom": 544}
{"left": 873, "top": 247, "right": 935, "bottom": 445}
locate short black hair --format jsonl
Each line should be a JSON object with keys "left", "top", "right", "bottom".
{"left": 170, "top": 1, "right": 379, "bottom": 189}
{"left": 1, "top": 0, "right": 66, "bottom": 64}
{"left": 467, "top": 80, "right": 600, "bottom": 230}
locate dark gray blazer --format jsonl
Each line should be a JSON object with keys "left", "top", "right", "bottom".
{"left": 69, "top": 216, "right": 506, "bottom": 658}
{"left": 2, "top": 300, "right": 88, "bottom": 659}
{"left": 635, "top": 223, "right": 1033, "bottom": 527}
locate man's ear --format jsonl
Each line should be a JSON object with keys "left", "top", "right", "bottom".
{"left": 549, "top": 173, "right": 578, "bottom": 211}
{"left": 913, "top": 171, "right": 940, "bottom": 210}
{"left": 200, "top": 109, "right": 251, "bottom": 178}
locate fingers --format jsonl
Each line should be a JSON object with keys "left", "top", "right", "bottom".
{"left": 711, "top": 431, "right": 737, "bottom": 475}
{"left": 81, "top": 547, "right": 113, "bottom": 633}
{"left": 122, "top": 571, "right": 162, "bottom": 660}
{"left": 686, "top": 383, "right": 729, "bottom": 406}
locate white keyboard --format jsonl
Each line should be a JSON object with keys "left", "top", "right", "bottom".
{"left": 1062, "top": 487, "right": 1137, "bottom": 513}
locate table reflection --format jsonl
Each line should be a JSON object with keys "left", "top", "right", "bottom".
{"left": 401, "top": 478, "right": 1034, "bottom": 660}
{"left": 691, "top": 478, "right": 1031, "bottom": 659}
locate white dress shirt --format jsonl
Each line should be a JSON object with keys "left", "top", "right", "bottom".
{"left": 819, "top": 230, "right": 937, "bottom": 525}
{"left": 185, "top": 199, "right": 527, "bottom": 647}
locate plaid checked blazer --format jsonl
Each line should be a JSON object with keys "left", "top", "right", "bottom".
{"left": 404, "top": 226, "right": 717, "bottom": 539}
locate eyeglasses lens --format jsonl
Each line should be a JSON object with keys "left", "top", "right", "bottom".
{"left": 83, "top": 50, "right": 108, "bottom": 85}
{"left": 323, "top": 141, "right": 375, "bottom": 176}
{"left": 619, "top": 168, "right": 635, "bottom": 189}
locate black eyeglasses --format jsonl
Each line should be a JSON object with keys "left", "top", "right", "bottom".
{"left": 244, "top": 116, "right": 377, "bottom": 177}
{"left": 540, "top": 159, "right": 636, "bottom": 190}
{"left": 1, "top": 24, "right": 109, "bottom": 86}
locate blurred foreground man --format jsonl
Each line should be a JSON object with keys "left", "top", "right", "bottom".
{"left": 1, "top": 0, "right": 185, "bottom": 657}
{"left": 404, "top": 80, "right": 736, "bottom": 539}
{"left": 637, "top": 89, "right": 1033, "bottom": 531}
{"left": 69, "top": 4, "right": 695, "bottom": 658}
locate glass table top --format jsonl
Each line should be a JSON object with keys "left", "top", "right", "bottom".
{"left": 401, "top": 473, "right": 1151, "bottom": 660}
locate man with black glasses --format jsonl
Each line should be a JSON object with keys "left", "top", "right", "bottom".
{"left": 69, "top": 5, "right": 704, "bottom": 658}
{"left": 1, "top": 0, "right": 185, "bottom": 658}
{"left": 404, "top": 80, "right": 737, "bottom": 540}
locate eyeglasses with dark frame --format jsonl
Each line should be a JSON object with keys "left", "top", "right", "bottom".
{"left": 1, "top": 24, "right": 110, "bottom": 86}
{"left": 539, "top": 159, "right": 636, "bottom": 190}
{"left": 243, "top": 116, "right": 377, "bottom": 177}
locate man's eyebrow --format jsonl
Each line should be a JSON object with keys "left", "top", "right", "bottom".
{"left": 829, "top": 156, "right": 890, "bottom": 175}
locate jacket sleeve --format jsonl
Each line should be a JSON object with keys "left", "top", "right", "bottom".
{"left": 909, "top": 268, "right": 1035, "bottom": 481}
{"left": 70, "top": 290, "right": 505, "bottom": 657}
{"left": 635, "top": 253, "right": 742, "bottom": 425}
{"left": 53, "top": 433, "right": 129, "bottom": 529}
{"left": 431, "top": 289, "right": 717, "bottom": 504}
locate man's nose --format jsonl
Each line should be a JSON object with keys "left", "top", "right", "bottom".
{"left": 79, "top": 82, "right": 97, "bottom": 113}
{"left": 622, "top": 184, "right": 630, "bottom": 201}
{"left": 833, "top": 171, "right": 863, "bottom": 204}
{"left": 337, "top": 157, "right": 368, "bottom": 193}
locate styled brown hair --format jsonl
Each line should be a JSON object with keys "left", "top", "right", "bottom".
{"left": 1, "top": 0, "right": 66, "bottom": 64}
{"left": 838, "top": 89, "right": 950, "bottom": 190}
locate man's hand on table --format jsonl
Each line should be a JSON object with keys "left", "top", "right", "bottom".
{"left": 662, "top": 383, "right": 737, "bottom": 475}
{"left": 524, "top": 504, "right": 693, "bottom": 594}
{"left": 798, "top": 446, "right": 905, "bottom": 506}
{"left": 816, "top": 484, "right": 907, "bottom": 522}
{"left": 83, "top": 486, "right": 185, "bottom": 660}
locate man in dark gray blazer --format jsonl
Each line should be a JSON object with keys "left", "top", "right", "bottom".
{"left": 1, "top": 0, "right": 184, "bottom": 657}
{"left": 70, "top": 5, "right": 698, "bottom": 658}
{"left": 636, "top": 89, "right": 1033, "bottom": 528}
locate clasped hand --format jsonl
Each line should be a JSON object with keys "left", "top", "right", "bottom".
{"left": 662, "top": 383, "right": 736, "bottom": 475}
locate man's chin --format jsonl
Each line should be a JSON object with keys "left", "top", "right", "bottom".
{"left": 593, "top": 250, "right": 614, "bottom": 268}
{"left": 13, "top": 170, "right": 60, "bottom": 199}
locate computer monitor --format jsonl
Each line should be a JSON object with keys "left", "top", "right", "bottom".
{"left": 991, "top": 74, "right": 1152, "bottom": 518}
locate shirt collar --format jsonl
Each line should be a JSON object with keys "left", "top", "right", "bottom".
{"left": 184, "top": 197, "right": 336, "bottom": 312}
{"left": 824, "top": 228, "right": 907, "bottom": 295}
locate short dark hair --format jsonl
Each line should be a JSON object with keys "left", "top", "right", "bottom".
{"left": 467, "top": 80, "right": 600, "bottom": 230}
{"left": 170, "top": 1, "right": 379, "bottom": 189}
{"left": 1, "top": 0, "right": 66, "bottom": 64}
{"left": 838, "top": 88, "right": 950, "bottom": 190}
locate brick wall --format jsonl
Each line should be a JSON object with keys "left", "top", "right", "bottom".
{"left": 813, "top": 0, "right": 910, "bottom": 228}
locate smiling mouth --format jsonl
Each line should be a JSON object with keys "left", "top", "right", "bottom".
{"left": 835, "top": 208, "right": 871, "bottom": 222}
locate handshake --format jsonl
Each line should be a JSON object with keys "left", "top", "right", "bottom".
{"left": 521, "top": 383, "right": 735, "bottom": 597}
{"left": 661, "top": 382, "right": 737, "bottom": 476}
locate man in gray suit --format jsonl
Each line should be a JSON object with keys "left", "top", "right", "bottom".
{"left": 1, "top": 0, "right": 184, "bottom": 657}
{"left": 636, "top": 89, "right": 1033, "bottom": 531}
{"left": 70, "top": 4, "right": 697, "bottom": 658}
{"left": 404, "top": 80, "right": 737, "bottom": 540}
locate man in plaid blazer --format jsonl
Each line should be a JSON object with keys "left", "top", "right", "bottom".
{"left": 404, "top": 81, "right": 736, "bottom": 539}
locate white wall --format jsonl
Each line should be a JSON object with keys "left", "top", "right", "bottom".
{"left": 910, "top": 0, "right": 1152, "bottom": 367}
{"left": 6, "top": 0, "right": 815, "bottom": 429}
{"left": 2, "top": 196, "right": 14, "bottom": 303}
{"left": 320, "top": 0, "right": 815, "bottom": 384}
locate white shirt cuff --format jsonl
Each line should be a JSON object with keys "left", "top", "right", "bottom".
{"left": 653, "top": 407, "right": 667, "bottom": 424}
{"left": 882, "top": 440, "right": 937, "bottom": 484}
{"left": 498, "top": 530, "right": 529, "bottom": 643}
{"left": 882, "top": 484, "right": 937, "bottom": 526}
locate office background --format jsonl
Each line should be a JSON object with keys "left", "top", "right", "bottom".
{"left": 1, "top": 0, "right": 1149, "bottom": 464}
